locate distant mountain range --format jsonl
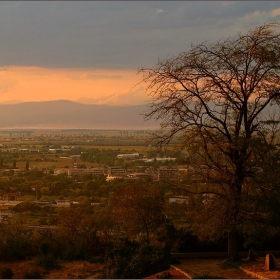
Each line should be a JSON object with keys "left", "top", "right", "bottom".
{"left": 0, "top": 100, "right": 159, "bottom": 129}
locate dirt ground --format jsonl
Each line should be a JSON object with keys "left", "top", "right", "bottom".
{"left": 144, "top": 268, "right": 189, "bottom": 279}
{"left": 241, "top": 257, "right": 280, "bottom": 279}
{"left": 2, "top": 257, "right": 280, "bottom": 279}
{"left": 0, "top": 259, "right": 104, "bottom": 279}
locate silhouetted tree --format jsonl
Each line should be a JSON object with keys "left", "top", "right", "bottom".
{"left": 140, "top": 23, "right": 280, "bottom": 260}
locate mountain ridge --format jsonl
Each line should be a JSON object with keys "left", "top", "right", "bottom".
{"left": 0, "top": 100, "right": 158, "bottom": 129}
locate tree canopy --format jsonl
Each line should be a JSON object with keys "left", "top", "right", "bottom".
{"left": 140, "top": 23, "right": 280, "bottom": 260}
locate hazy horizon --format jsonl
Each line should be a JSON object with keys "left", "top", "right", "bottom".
{"left": 0, "top": 100, "right": 159, "bottom": 130}
{"left": 0, "top": 97, "right": 150, "bottom": 106}
{"left": 0, "top": 2, "right": 279, "bottom": 105}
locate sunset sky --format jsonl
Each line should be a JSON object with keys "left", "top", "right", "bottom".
{"left": 0, "top": 1, "right": 280, "bottom": 105}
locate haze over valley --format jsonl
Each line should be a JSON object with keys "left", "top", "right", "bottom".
{"left": 0, "top": 100, "right": 157, "bottom": 129}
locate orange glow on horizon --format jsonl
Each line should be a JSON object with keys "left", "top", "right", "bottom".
{"left": 0, "top": 66, "right": 144, "bottom": 104}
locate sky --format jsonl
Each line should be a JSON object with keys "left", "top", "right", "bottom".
{"left": 0, "top": 1, "right": 280, "bottom": 105}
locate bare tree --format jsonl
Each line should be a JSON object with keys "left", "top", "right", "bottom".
{"left": 139, "top": 23, "right": 280, "bottom": 260}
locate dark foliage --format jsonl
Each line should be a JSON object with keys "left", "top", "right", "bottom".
{"left": 0, "top": 268, "right": 14, "bottom": 279}
{"left": 103, "top": 239, "right": 171, "bottom": 279}
{"left": 36, "top": 254, "right": 60, "bottom": 271}
{"left": 23, "top": 269, "right": 42, "bottom": 279}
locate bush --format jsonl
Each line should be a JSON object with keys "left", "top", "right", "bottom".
{"left": 0, "top": 222, "right": 34, "bottom": 261}
{"left": 0, "top": 268, "right": 13, "bottom": 279}
{"left": 89, "top": 256, "right": 104, "bottom": 263}
{"left": 104, "top": 239, "right": 171, "bottom": 279}
{"left": 36, "top": 254, "right": 60, "bottom": 271}
{"left": 23, "top": 269, "right": 42, "bottom": 279}
{"left": 62, "top": 245, "right": 79, "bottom": 261}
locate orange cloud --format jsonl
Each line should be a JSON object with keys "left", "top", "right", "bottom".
{"left": 271, "top": 8, "right": 280, "bottom": 17}
{"left": 0, "top": 66, "right": 143, "bottom": 104}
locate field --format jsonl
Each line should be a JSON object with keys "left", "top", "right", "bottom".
{"left": 0, "top": 129, "right": 163, "bottom": 170}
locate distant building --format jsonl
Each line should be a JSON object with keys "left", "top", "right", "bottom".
{"left": 2, "top": 192, "right": 21, "bottom": 201}
{"left": 126, "top": 172, "right": 153, "bottom": 180}
{"left": 52, "top": 200, "right": 71, "bottom": 208}
{"left": 70, "top": 155, "right": 81, "bottom": 158}
{"left": 68, "top": 167, "right": 106, "bottom": 177}
{"left": 107, "top": 166, "right": 127, "bottom": 177}
{"left": 48, "top": 148, "right": 71, "bottom": 154}
{"left": 143, "top": 157, "right": 177, "bottom": 163}
{"left": 116, "top": 153, "right": 143, "bottom": 160}
{"left": 31, "top": 201, "right": 52, "bottom": 207}
{"left": 7, "top": 148, "right": 18, "bottom": 153}
{"left": 105, "top": 166, "right": 127, "bottom": 181}
{"left": 54, "top": 168, "right": 68, "bottom": 175}
{"left": 48, "top": 149, "right": 60, "bottom": 154}
{"left": 169, "top": 196, "right": 189, "bottom": 204}
{"left": 155, "top": 157, "right": 177, "bottom": 162}
{"left": 0, "top": 205, "right": 15, "bottom": 222}
{"left": 158, "top": 167, "right": 178, "bottom": 181}
{"left": 18, "top": 148, "right": 41, "bottom": 153}
{"left": 73, "top": 163, "right": 86, "bottom": 169}
{"left": 12, "top": 169, "right": 24, "bottom": 176}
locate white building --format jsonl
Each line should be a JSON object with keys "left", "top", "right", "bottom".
{"left": 169, "top": 196, "right": 189, "bottom": 204}
{"left": 52, "top": 200, "right": 71, "bottom": 208}
{"left": 127, "top": 173, "right": 153, "bottom": 180}
{"left": 54, "top": 168, "right": 69, "bottom": 175}
{"left": 116, "top": 153, "right": 142, "bottom": 160}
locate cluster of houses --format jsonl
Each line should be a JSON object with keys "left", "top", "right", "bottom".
{"left": 0, "top": 147, "right": 181, "bottom": 182}
{"left": 0, "top": 152, "right": 188, "bottom": 223}
{"left": 0, "top": 198, "right": 82, "bottom": 223}
{"left": 3, "top": 146, "right": 80, "bottom": 154}
{"left": 0, "top": 194, "right": 189, "bottom": 224}
{"left": 57, "top": 163, "right": 180, "bottom": 182}
{"left": 58, "top": 153, "right": 179, "bottom": 182}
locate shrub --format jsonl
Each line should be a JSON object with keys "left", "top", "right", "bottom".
{"left": 36, "top": 254, "right": 60, "bottom": 271}
{"left": 0, "top": 268, "right": 13, "bottom": 279}
{"left": 23, "top": 269, "right": 42, "bottom": 279}
{"left": 103, "top": 239, "right": 171, "bottom": 279}
{"left": 89, "top": 256, "right": 104, "bottom": 263}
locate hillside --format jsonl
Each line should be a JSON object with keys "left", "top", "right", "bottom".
{"left": 0, "top": 100, "right": 158, "bottom": 129}
{"left": 0, "top": 260, "right": 103, "bottom": 279}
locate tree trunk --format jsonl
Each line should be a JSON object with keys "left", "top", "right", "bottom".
{"left": 228, "top": 227, "right": 240, "bottom": 261}
{"left": 228, "top": 168, "right": 242, "bottom": 261}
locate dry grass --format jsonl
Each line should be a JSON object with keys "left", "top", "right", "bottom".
{"left": 0, "top": 259, "right": 104, "bottom": 279}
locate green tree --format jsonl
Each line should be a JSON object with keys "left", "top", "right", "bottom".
{"left": 111, "top": 183, "right": 166, "bottom": 244}
{"left": 0, "top": 217, "right": 34, "bottom": 260}
{"left": 140, "top": 23, "right": 280, "bottom": 260}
